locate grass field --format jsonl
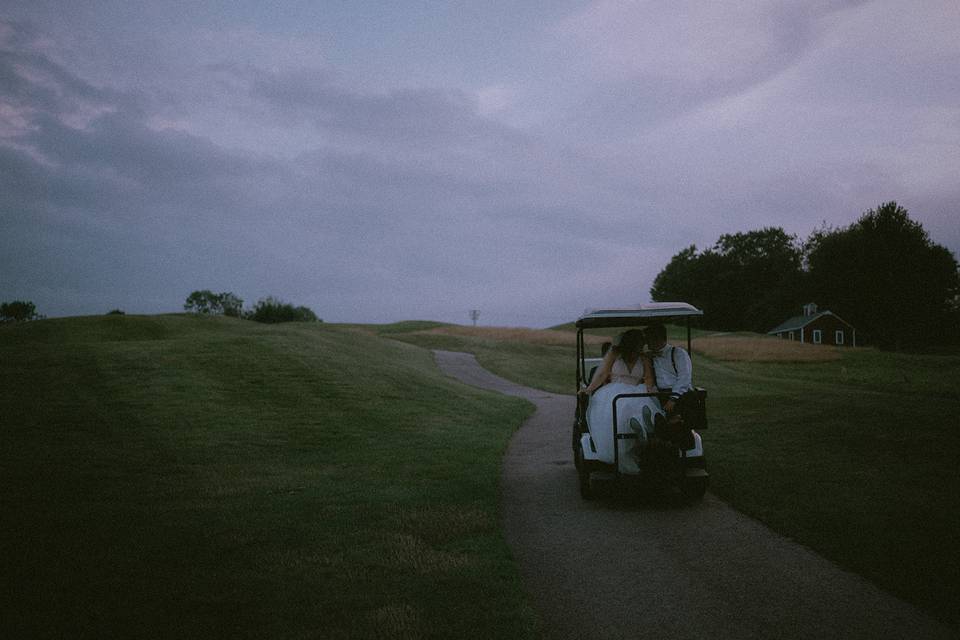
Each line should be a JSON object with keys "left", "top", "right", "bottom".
{"left": 386, "top": 324, "right": 960, "bottom": 628}
{"left": 0, "top": 315, "right": 535, "bottom": 639}
{"left": 4, "top": 315, "right": 959, "bottom": 633}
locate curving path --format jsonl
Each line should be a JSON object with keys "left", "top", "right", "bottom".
{"left": 433, "top": 350, "right": 955, "bottom": 640}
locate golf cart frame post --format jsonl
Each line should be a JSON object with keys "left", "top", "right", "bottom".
{"left": 574, "top": 303, "right": 705, "bottom": 483}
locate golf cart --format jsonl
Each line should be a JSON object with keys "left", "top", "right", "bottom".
{"left": 573, "top": 303, "right": 709, "bottom": 501}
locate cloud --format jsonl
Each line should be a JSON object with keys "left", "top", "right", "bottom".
{"left": 521, "top": 1, "right": 960, "bottom": 242}
{"left": 533, "top": 0, "right": 868, "bottom": 133}
{"left": 1, "top": 4, "right": 957, "bottom": 327}
{"left": 0, "top": 39, "right": 119, "bottom": 144}
{"left": 0, "top": 17, "right": 621, "bottom": 324}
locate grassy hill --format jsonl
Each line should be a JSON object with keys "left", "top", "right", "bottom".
{"left": 4, "top": 316, "right": 958, "bottom": 632}
{"left": 388, "top": 324, "right": 960, "bottom": 628}
{"left": 0, "top": 315, "right": 535, "bottom": 639}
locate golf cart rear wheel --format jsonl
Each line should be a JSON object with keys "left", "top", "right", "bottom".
{"left": 681, "top": 476, "right": 708, "bottom": 502}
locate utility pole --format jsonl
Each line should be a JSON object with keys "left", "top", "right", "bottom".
{"left": 469, "top": 309, "right": 480, "bottom": 326}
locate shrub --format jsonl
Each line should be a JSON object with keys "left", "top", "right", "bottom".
{"left": 220, "top": 293, "right": 243, "bottom": 318}
{"left": 107, "top": 309, "right": 126, "bottom": 315}
{"left": 1, "top": 300, "right": 41, "bottom": 323}
{"left": 247, "top": 297, "right": 321, "bottom": 324}
{"left": 184, "top": 290, "right": 244, "bottom": 317}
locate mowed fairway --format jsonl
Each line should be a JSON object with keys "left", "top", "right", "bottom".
{"left": 388, "top": 326, "right": 960, "bottom": 629}
{"left": 0, "top": 315, "right": 535, "bottom": 639}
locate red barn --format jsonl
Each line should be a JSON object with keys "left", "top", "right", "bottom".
{"left": 768, "top": 303, "right": 857, "bottom": 347}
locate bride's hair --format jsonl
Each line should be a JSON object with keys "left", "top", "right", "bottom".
{"left": 613, "top": 329, "right": 643, "bottom": 356}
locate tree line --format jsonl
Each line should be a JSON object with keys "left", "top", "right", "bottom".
{"left": 1, "top": 294, "right": 321, "bottom": 326}
{"left": 650, "top": 202, "right": 959, "bottom": 348}
{"left": 183, "top": 290, "right": 321, "bottom": 323}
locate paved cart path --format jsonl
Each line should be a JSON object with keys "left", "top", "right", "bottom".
{"left": 433, "top": 350, "right": 955, "bottom": 640}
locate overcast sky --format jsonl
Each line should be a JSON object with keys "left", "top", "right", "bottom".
{"left": 2, "top": 1, "right": 958, "bottom": 326}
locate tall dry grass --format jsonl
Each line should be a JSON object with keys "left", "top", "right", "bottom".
{"left": 414, "top": 325, "right": 842, "bottom": 362}
{"left": 692, "top": 335, "right": 842, "bottom": 362}
{"left": 414, "top": 326, "right": 612, "bottom": 346}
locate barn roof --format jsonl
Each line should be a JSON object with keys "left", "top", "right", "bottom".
{"left": 767, "top": 310, "right": 854, "bottom": 334}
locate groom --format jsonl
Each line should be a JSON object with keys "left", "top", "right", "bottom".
{"left": 645, "top": 324, "right": 696, "bottom": 446}
{"left": 646, "top": 324, "right": 692, "bottom": 413}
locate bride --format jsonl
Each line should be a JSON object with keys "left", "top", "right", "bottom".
{"left": 578, "top": 329, "right": 663, "bottom": 470}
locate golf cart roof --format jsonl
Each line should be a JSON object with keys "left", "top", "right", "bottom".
{"left": 575, "top": 302, "right": 703, "bottom": 329}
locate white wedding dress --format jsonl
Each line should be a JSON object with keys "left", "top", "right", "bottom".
{"left": 586, "top": 357, "right": 664, "bottom": 471}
